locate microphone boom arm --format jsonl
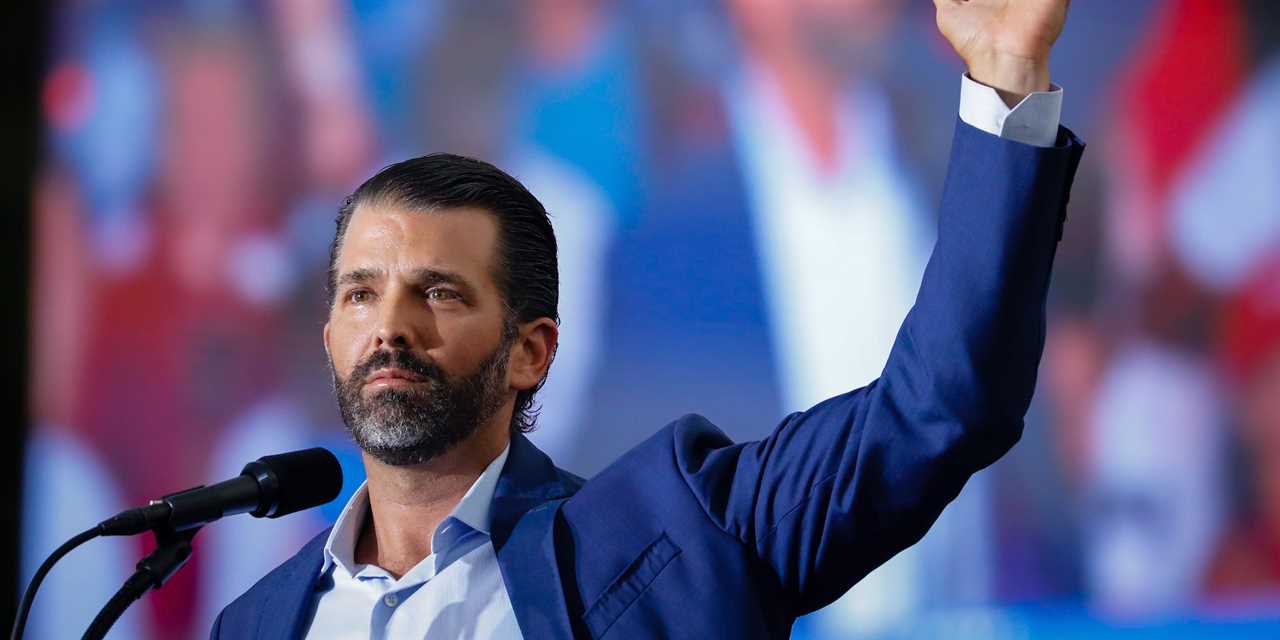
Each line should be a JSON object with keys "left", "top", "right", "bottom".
{"left": 82, "top": 525, "right": 202, "bottom": 640}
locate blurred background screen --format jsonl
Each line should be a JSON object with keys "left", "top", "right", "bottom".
{"left": 19, "top": 0, "right": 1280, "bottom": 638}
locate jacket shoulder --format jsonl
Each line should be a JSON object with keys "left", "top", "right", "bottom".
{"left": 566, "top": 413, "right": 737, "bottom": 522}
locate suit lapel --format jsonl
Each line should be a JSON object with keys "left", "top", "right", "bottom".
{"left": 491, "top": 433, "right": 583, "bottom": 639}
{"left": 496, "top": 497, "right": 578, "bottom": 639}
{"left": 256, "top": 530, "right": 327, "bottom": 640}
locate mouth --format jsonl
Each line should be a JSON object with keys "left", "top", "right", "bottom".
{"left": 364, "top": 368, "right": 427, "bottom": 390}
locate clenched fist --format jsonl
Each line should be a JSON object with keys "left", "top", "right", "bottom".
{"left": 934, "top": 0, "right": 1071, "bottom": 105}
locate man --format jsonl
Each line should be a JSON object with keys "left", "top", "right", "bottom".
{"left": 213, "top": 1, "right": 1084, "bottom": 637}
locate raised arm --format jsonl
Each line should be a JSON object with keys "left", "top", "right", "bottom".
{"left": 671, "top": 0, "right": 1083, "bottom": 613}
{"left": 935, "top": 0, "right": 1069, "bottom": 106}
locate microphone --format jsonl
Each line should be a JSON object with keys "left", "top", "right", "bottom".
{"left": 96, "top": 447, "right": 343, "bottom": 536}
{"left": 11, "top": 448, "right": 344, "bottom": 640}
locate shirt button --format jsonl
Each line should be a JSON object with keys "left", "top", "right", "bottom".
{"left": 384, "top": 594, "right": 399, "bottom": 608}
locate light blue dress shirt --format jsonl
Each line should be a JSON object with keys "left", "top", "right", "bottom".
{"left": 297, "top": 75, "right": 1062, "bottom": 640}
{"left": 302, "top": 444, "right": 521, "bottom": 639}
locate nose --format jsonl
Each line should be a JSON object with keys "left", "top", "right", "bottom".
{"left": 375, "top": 324, "right": 411, "bottom": 350}
{"left": 372, "top": 285, "right": 432, "bottom": 351}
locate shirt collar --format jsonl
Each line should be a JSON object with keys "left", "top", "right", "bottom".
{"left": 319, "top": 442, "right": 512, "bottom": 578}
{"left": 448, "top": 442, "right": 508, "bottom": 537}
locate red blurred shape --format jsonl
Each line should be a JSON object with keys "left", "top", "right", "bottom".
{"left": 42, "top": 62, "right": 95, "bottom": 132}
{"left": 1220, "top": 252, "right": 1280, "bottom": 385}
{"left": 1115, "top": 0, "right": 1246, "bottom": 209}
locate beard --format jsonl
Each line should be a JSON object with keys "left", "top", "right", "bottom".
{"left": 331, "top": 331, "right": 512, "bottom": 467}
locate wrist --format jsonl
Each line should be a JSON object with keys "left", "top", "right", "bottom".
{"left": 966, "top": 53, "right": 1050, "bottom": 108}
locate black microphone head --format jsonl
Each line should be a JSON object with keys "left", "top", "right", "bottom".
{"left": 242, "top": 448, "right": 343, "bottom": 519}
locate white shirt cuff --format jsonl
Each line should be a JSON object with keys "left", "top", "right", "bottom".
{"left": 958, "top": 73, "right": 1063, "bottom": 148}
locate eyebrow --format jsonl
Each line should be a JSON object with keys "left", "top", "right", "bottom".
{"left": 409, "top": 267, "right": 472, "bottom": 292}
{"left": 335, "top": 267, "right": 383, "bottom": 289}
{"left": 335, "top": 267, "right": 475, "bottom": 293}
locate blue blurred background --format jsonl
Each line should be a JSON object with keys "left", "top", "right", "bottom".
{"left": 20, "top": 0, "right": 1280, "bottom": 638}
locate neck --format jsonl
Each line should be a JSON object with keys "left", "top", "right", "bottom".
{"left": 355, "top": 417, "right": 511, "bottom": 578}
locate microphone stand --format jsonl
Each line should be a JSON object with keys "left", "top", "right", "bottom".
{"left": 81, "top": 524, "right": 202, "bottom": 640}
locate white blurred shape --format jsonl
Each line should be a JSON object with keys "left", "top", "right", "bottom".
{"left": 1085, "top": 342, "right": 1225, "bottom": 618}
{"left": 227, "top": 231, "right": 297, "bottom": 305}
{"left": 1169, "top": 59, "right": 1280, "bottom": 292}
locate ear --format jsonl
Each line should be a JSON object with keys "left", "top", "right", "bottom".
{"left": 323, "top": 321, "right": 332, "bottom": 362}
{"left": 507, "top": 318, "right": 559, "bottom": 392}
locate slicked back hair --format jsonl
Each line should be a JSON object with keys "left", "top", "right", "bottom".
{"left": 327, "top": 153, "right": 558, "bottom": 434}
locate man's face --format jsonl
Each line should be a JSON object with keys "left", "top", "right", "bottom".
{"left": 324, "top": 203, "right": 513, "bottom": 466}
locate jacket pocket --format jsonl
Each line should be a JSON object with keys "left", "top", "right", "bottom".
{"left": 582, "top": 531, "right": 682, "bottom": 638}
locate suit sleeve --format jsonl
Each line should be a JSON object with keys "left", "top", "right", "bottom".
{"left": 209, "top": 610, "right": 224, "bottom": 639}
{"left": 672, "top": 119, "right": 1085, "bottom": 614}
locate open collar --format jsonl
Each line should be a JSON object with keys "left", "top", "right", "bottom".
{"left": 317, "top": 443, "right": 512, "bottom": 578}
{"left": 255, "top": 433, "right": 582, "bottom": 639}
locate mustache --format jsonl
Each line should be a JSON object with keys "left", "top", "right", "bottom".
{"left": 349, "top": 348, "right": 445, "bottom": 386}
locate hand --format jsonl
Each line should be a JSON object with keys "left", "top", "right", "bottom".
{"left": 934, "top": 0, "right": 1070, "bottom": 105}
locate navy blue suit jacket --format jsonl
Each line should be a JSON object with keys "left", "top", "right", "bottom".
{"left": 212, "top": 121, "right": 1084, "bottom": 639}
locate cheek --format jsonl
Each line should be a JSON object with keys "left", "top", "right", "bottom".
{"left": 430, "top": 316, "right": 503, "bottom": 369}
{"left": 327, "top": 317, "right": 371, "bottom": 374}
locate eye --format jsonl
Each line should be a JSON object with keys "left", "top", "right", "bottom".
{"left": 426, "top": 287, "right": 461, "bottom": 302}
{"left": 346, "top": 289, "right": 373, "bottom": 305}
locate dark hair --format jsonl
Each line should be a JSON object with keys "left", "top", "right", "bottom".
{"left": 327, "top": 153, "right": 558, "bottom": 434}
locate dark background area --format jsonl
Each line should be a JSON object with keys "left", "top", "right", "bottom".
{"left": 1, "top": 0, "right": 43, "bottom": 627}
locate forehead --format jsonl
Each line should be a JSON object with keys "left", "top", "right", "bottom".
{"left": 337, "top": 202, "right": 501, "bottom": 286}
